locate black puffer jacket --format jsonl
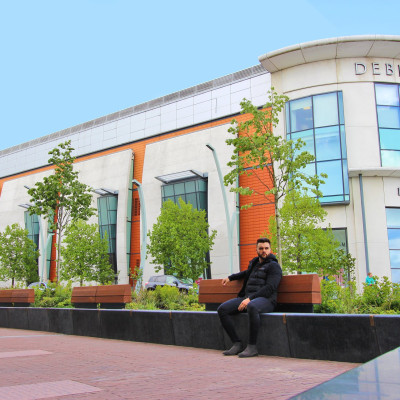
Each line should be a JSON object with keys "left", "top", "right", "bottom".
{"left": 228, "top": 254, "right": 282, "bottom": 303}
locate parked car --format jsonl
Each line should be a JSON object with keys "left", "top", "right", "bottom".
{"left": 28, "top": 282, "right": 49, "bottom": 290}
{"left": 145, "top": 275, "right": 193, "bottom": 292}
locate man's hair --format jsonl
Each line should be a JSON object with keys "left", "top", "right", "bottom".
{"left": 257, "top": 237, "right": 271, "bottom": 245}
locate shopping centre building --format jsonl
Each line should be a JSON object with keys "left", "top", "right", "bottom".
{"left": 0, "top": 35, "right": 399, "bottom": 287}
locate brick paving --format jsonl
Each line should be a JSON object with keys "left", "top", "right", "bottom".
{"left": 0, "top": 327, "right": 359, "bottom": 400}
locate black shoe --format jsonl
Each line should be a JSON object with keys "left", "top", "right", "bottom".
{"left": 222, "top": 342, "right": 243, "bottom": 356}
{"left": 238, "top": 344, "right": 258, "bottom": 358}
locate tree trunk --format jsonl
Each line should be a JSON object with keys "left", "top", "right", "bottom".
{"left": 275, "top": 205, "right": 282, "bottom": 267}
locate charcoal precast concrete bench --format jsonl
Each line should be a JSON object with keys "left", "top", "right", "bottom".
{"left": 198, "top": 274, "right": 322, "bottom": 312}
{"left": 0, "top": 306, "right": 399, "bottom": 363}
{"left": 0, "top": 289, "right": 35, "bottom": 307}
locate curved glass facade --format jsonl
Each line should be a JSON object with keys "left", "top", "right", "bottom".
{"left": 286, "top": 91, "right": 349, "bottom": 204}
{"left": 375, "top": 83, "right": 400, "bottom": 166}
{"left": 386, "top": 208, "right": 400, "bottom": 283}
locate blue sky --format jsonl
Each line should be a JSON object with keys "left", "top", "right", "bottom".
{"left": 1, "top": 0, "right": 399, "bottom": 151}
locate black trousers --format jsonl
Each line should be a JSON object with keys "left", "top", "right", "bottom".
{"left": 217, "top": 297, "right": 275, "bottom": 345}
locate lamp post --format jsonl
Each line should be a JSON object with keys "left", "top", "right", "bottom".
{"left": 206, "top": 143, "right": 237, "bottom": 275}
{"left": 132, "top": 179, "right": 147, "bottom": 292}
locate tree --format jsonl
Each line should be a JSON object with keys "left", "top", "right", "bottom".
{"left": 224, "top": 89, "right": 325, "bottom": 265}
{"left": 59, "top": 220, "right": 114, "bottom": 286}
{"left": 0, "top": 224, "right": 39, "bottom": 287}
{"left": 147, "top": 199, "right": 217, "bottom": 282}
{"left": 27, "top": 141, "right": 96, "bottom": 281}
{"left": 269, "top": 190, "right": 355, "bottom": 277}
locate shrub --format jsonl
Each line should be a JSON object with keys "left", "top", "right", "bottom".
{"left": 126, "top": 285, "right": 204, "bottom": 311}
{"left": 314, "top": 279, "right": 360, "bottom": 314}
{"left": 314, "top": 276, "right": 400, "bottom": 314}
{"left": 33, "top": 282, "right": 72, "bottom": 308}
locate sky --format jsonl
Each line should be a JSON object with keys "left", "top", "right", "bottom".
{"left": 1, "top": 0, "right": 399, "bottom": 151}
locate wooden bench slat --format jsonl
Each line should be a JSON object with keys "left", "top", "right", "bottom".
{"left": 71, "top": 287, "right": 97, "bottom": 297}
{"left": 278, "top": 275, "right": 320, "bottom": 292}
{"left": 277, "top": 292, "right": 321, "bottom": 303}
{"left": 0, "top": 289, "right": 35, "bottom": 304}
{"left": 96, "top": 295, "right": 132, "bottom": 303}
{"left": 72, "top": 295, "right": 97, "bottom": 303}
{"left": 71, "top": 285, "right": 132, "bottom": 306}
{"left": 198, "top": 274, "right": 321, "bottom": 308}
{"left": 96, "top": 284, "right": 131, "bottom": 297}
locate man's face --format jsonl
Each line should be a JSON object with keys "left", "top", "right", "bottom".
{"left": 257, "top": 242, "right": 271, "bottom": 260}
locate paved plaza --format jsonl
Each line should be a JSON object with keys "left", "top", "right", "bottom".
{"left": 0, "top": 327, "right": 358, "bottom": 400}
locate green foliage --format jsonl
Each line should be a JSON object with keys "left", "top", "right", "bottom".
{"left": 147, "top": 198, "right": 217, "bottom": 282}
{"left": 60, "top": 220, "right": 114, "bottom": 286}
{"left": 270, "top": 190, "right": 355, "bottom": 277}
{"left": 126, "top": 285, "right": 204, "bottom": 311}
{"left": 223, "top": 89, "right": 325, "bottom": 265}
{"left": 26, "top": 141, "right": 96, "bottom": 280}
{"left": 314, "top": 279, "right": 360, "bottom": 314}
{"left": 33, "top": 282, "right": 72, "bottom": 308}
{"left": 315, "top": 276, "right": 400, "bottom": 314}
{"left": 0, "top": 224, "right": 39, "bottom": 287}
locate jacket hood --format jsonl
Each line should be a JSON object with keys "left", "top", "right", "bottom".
{"left": 251, "top": 253, "right": 279, "bottom": 265}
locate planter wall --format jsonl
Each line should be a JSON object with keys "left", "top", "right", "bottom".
{"left": 0, "top": 307, "right": 399, "bottom": 363}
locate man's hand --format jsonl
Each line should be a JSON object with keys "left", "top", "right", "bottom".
{"left": 221, "top": 277, "right": 230, "bottom": 286}
{"left": 238, "top": 298, "right": 250, "bottom": 311}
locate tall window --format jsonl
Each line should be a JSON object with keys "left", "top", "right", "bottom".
{"left": 161, "top": 179, "right": 207, "bottom": 211}
{"left": 386, "top": 208, "right": 400, "bottom": 283}
{"left": 286, "top": 91, "right": 349, "bottom": 204}
{"left": 24, "top": 212, "right": 39, "bottom": 271}
{"left": 160, "top": 176, "right": 210, "bottom": 278}
{"left": 98, "top": 195, "right": 118, "bottom": 275}
{"left": 24, "top": 211, "right": 40, "bottom": 251}
{"left": 375, "top": 83, "right": 400, "bottom": 166}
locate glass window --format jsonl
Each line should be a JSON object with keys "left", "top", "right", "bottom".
{"left": 332, "top": 229, "right": 348, "bottom": 251}
{"left": 161, "top": 177, "right": 210, "bottom": 279}
{"left": 97, "top": 195, "right": 118, "bottom": 275}
{"left": 24, "top": 212, "right": 39, "bottom": 268}
{"left": 185, "top": 181, "right": 196, "bottom": 193}
{"left": 162, "top": 178, "right": 207, "bottom": 212}
{"left": 381, "top": 150, "right": 400, "bottom": 167}
{"left": 380, "top": 129, "right": 400, "bottom": 150}
{"left": 375, "top": 83, "right": 399, "bottom": 106}
{"left": 289, "top": 97, "right": 313, "bottom": 132}
{"left": 388, "top": 229, "right": 400, "bottom": 249}
{"left": 317, "top": 160, "right": 343, "bottom": 197}
{"left": 286, "top": 91, "right": 349, "bottom": 204}
{"left": 174, "top": 183, "right": 185, "bottom": 196}
{"left": 391, "top": 268, "right": 400, "bottom": 283}
{"left": 291, "top": 130, "right": 315, "bottom": 156}
{"left": 390, "top": 251, "right": 400, "bottom": 268}
{"left": 387, "top": 208, "right": 400, "bottom": 227}
{"left": 377, "top": 106, "right": 400, "bottom": 129}
{"left": 375, "top": 83, "right": 400, "bottom": 166}
{"left": 315, "top": 126, "right": 341, "bottom": 161}
{"left": 313, "top": 92, "right": 339, "bottom": 128}
{"left": 186, "top": 193, "right": 198, "bottom": 208}
{"left": 386, "top": 208, "right": 400, "bottom": 283}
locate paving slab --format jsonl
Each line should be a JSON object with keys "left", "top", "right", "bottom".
{"left": 0, "top": 327, "right": 358, "bottom": 400}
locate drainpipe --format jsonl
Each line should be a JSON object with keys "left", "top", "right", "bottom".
{"left": 359, "top": 174, "right": 370, "bottom": 274}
